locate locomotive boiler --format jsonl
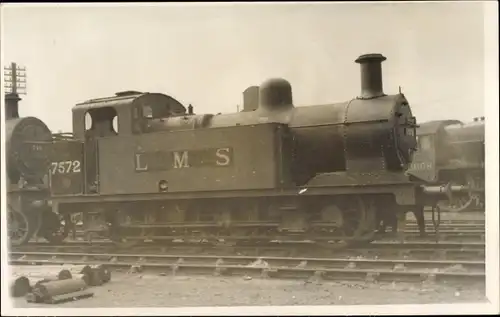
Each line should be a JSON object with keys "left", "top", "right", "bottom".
{"left": 46, "top": 53, "right": 420, "bottom": 247}
{"left": 407, "top": 117, "right": 485, "bottom": 212}
{"left": 5, "top": 93, "right": 71, "bottom": 245}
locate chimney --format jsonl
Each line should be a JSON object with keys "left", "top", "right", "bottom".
{"left": 355, "top": 53, "right": 387, "bottom": 99}
{"left": 242, "top": 86, "right": 259, "bottom": 112}
{"left": 5, "top": 93, "right": 21, "bottom": 119}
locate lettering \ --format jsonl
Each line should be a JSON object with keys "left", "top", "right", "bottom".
{"left": 134, "top": 147, "right": 233, "bottom": 172}
{"left": 215, "top": 148, "right": 231, "bottom": 166}
{"left": 173, "top": 151, "right": 190, "bottom": 169}
{"left": 135, "top": 153, "right": 149, "bottom": 171}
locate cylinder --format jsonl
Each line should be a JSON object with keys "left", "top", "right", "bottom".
{"left": 242, "top": 86, "right": 259, "bottom": 112}
{"left": 32, "top": 278, "right": 87, "bottom": 301}
{"left": 10, "top": 276, "right": 31, "bottom": 297}
{"left": 91, "top": 264, "right": 111, "bottom": 283}
{"left": 258, "top": 78, "right": 294, "bottom": 111}
{"left": 355, "top": 53, "right": 387, "bottom": 99}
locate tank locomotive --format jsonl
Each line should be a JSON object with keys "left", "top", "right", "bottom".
{"left": 41, "top": 53, "right": 421, "bottom": 247}
{"left": 407, "top": 117, "right": 485, "bottom": 212}
{"left": 5, "top": 93, "right": 71, "bottom": 245}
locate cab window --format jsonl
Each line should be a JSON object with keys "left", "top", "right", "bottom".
{"left": 142, "top": 104, "right": 170, "bottom": 119}
{"left": 418, "top": 135, "right": 432, "bottom": 151}
{"left": 143, "top": 105, "right": 153, "bottom": 119}
{"left": 85, "top": 106, "right": 119, "bottom": 137}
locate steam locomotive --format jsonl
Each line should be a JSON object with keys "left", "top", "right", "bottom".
{"left": 5, "top": 94, "right": 72, "bottom": 245}
{"left": 407, "top": 117, "right": 485, "bottom": 212}
{"left": 7, "top": 53, "right": 431, "bottom": 247}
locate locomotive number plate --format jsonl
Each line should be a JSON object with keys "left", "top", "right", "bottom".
{"left": 409, "top": 162, "right": 433, "bottom": 171}
{"left": 50, "top": 141, "right": 84, "bottom": 196}
{"left": 50, "top": 160, "right": 82, "bottom": 175}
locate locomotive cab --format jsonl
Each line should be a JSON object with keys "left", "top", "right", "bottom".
{"left": 445, "top": 119, "right": 485, "bottom": 167}
{"left": 49, "top": 91, "right": 188, "bottom": 197}
{"left": 407, "top": 120, "right": 462, "bottom": 183}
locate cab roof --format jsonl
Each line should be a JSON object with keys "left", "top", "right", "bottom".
{"left": 416, "top": 119, "right": 462, "bottom": 136}
{"left": 72, "top": 91, "right": 187, "bottom": 114}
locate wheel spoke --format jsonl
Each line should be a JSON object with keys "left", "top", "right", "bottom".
{"left": 7, "top": 206, "right": 32, "bottom": 245}
{"left": 439, "top": 193, "right": 474, "bottom": 212}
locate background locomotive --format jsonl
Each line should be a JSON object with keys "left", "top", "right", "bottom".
{"left": 4, "top": 93, "right": 71, "bottom": 245}
{"left": 407, "top": 117, "right": 485, "bottom": 212}
{"left": 40, "top": 53, "right": 421, "bottom": 248}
